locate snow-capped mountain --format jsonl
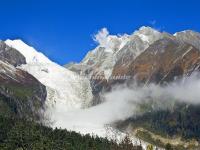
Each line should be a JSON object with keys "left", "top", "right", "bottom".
{"left": 5, "top": 39, "right": 93, "bottom": 112}
{"left": 66, "top": 26, "right": 162, "bottom": 79}
{"left": 66, "top": 26, "right": 163, "bottom": 105}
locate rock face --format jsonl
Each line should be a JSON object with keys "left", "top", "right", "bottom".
{"left": 0, "top": 41, "right": 26, "bottom": 67}
{"left": 111, "top": 36, "right": 200, "bottom": 85}
{"left": 0, "top": 43, "right": 47, "bottom": 121}
{"left": 66, "top": 27, "right": 162, "bottom": 77}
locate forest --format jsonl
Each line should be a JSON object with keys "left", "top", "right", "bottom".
{"left": 0, "top": 116, "right": 143, "bottom": 150}
{"left": 134, "top": 103, "right": 200, "bottom": 140}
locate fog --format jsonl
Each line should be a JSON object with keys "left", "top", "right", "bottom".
{"left": 49, "top": 73, "right": 200, "bottom": 136}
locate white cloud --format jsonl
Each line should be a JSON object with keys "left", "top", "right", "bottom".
{"left": 93, "top": 28, "right": 126, "bottom": 53}
{"left": 93, "top": 28, "right": 116, "bottom": 52}
{"left": 93, "top": 28, "right": 110, "bottom": 46}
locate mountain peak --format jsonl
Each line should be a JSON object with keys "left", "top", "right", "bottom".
{"left": 138, "top": 26, "right": 156, "bottom": 32}
{"left": 133, "top": 26, "right": 161, "bottom": 43}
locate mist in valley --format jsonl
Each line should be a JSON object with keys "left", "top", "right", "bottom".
{"left": 47, "top": 73, "right": 200, "bottom": 138}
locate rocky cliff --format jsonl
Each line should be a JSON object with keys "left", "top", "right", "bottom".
{"left": 0, "top": 42, "right": 47, "bottom": 121}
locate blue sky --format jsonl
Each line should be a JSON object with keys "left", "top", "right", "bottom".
{"left": 0, "top": 0, "right": 199, "bottom": 65}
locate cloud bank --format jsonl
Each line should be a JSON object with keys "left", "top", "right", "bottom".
{"left": 49, "top": 73, "right": 200, "bottom": 137}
